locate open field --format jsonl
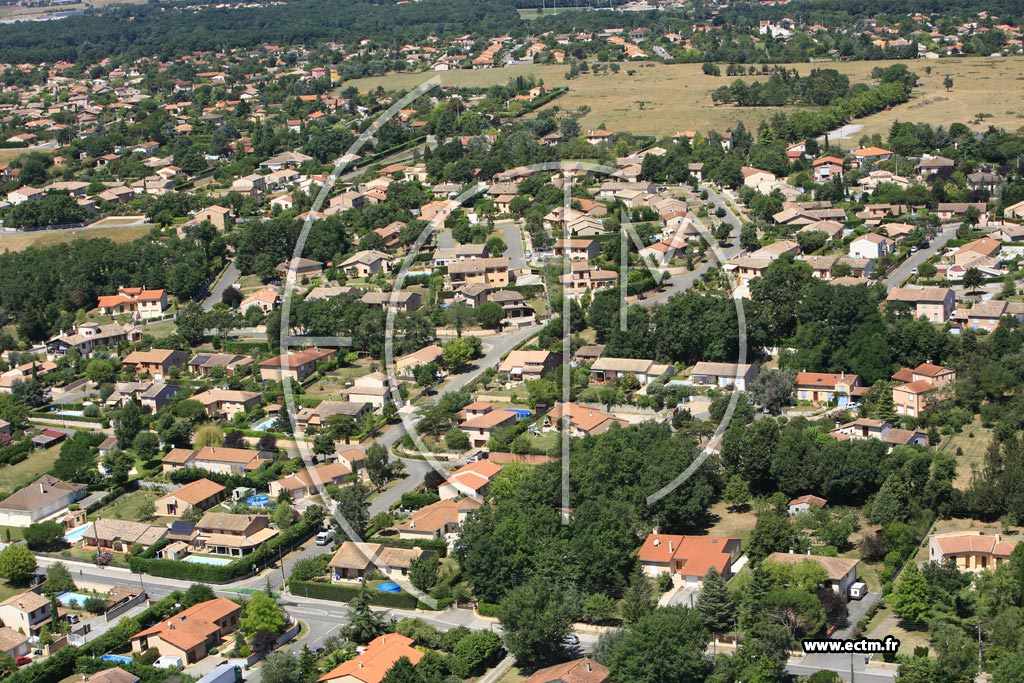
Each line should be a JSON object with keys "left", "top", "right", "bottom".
{"left": 0, "top": 224, "right": 150, "bottom": 253}
{"left": 100, "top": 489, "right": 162, "bottom": 522}
{"left": 0, "top": 443, "right": 60, "bottom": 496}
{"left": 938, "top": 416, "right": 992, "bottom": 489}
{"left": 0, "top": 0, "right": 145, "bottom": 20}
{"left": 704, "top": 500, "right": 757, "bottom": 542}
{"left": 345, "top": 56, "right": 1024, "bottom": 145}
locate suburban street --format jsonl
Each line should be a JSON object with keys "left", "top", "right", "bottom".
{"left": 884, "top": 224, "right": 957, "bottom": 288}
{"left": 203, "top": 259, "right": 241, "bottom": 311}
{"left": 500, "top": 220, "right": 527, "bottom": 269}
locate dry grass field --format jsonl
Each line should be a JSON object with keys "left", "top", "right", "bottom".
{"left": 0, "top": 224, "right": 149, "bottom": 253}
{"left": 938, "top": 416, "right": 992, "bottom": 489}
{"left": 0, "top": 0, "right": 145, "bottom": 20}
{"left": 346, "top": 56, "right": 1024, "bottom": 146}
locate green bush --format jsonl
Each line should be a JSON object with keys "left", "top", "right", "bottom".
{"left": 476, "top": 602, "right": 500, "bottom": 618}
{"left": 288, "top": 580, "right": 419, "bottom": 609}
{"left": 366, "top": 535, "right": 447, "bottom": 558}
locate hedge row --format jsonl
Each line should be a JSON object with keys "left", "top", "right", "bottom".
{"left": 367, "top": 535, "right": 448, "bottom": 558}
{"left": 476, "top": 602, "right": 500, "bottom": 618}
{"left": 129, "top": 516, "right": 317, "bottom": 582}
{"left": 289, "top": 579, "right": 419, "bottom": 609}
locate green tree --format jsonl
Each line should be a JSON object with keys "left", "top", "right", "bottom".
{"left": 497, "top": 576, "right": 573, "bottom": 665}
{"left": 747, "top": 510, "right": 796, "bottom": 561}
{"left": 442, "top": 337, "right": 475, "bottom": 370}
{"left": 272, "top": 501, "right": 295, "bottom": 529}
{"left": 115, "top": 399, "right": 144, "bottom": 445}
{"left": 475, "top": 301, "right": 505, "bottom": 330}
{"left": 241, "top": 591, "right": 287, "bottom": 635}
{"left": 43, "top": 562, "right": 76, "bottom": 597}
{"left": 85, "top": 358, "right": 115, "bottom": 383}
{"left": 343, "top": 582, "right": 389, "bottom": 643}
{"left": 24, "top": 521, "right": 65, "bottom": 550}
{"left": 582, "top": 593, "right": 618, "bottom": 625}
{"left": 889, "top": 562, "right": 931, "bottom": 624}
{"left": 963, "top": 267, "right": 984, "bottom": 293}
{"left": 450, "top": 630, "right": 503, "bottom": 678}
{"left": 364, "top": 442, "right": 392, "bottom": 487}
{"left": 0, "top": 652, "right": 16, "bottom": 678}
{"left": 607, "top": 606, "right": 713, "bottom": 683}
{"left": 0, "top": 543, "right": 37, "bottom": 585}
{"left": 444, "top": 429, "right": 470, "bottom": 452}
{"left": 697, "top": 567, "right": 736, "bottom": 635}
{"left": 132, "top": 431, "right": 159, "bottom": 458}
{"left": 723, "top": 475, "right": 751, "bottom": 511}
{"left": 751, "top": 368, "right": 795, "bottom": 414}
{"left": 409, "top": 554, "right": 440, "bottom": 593}
{"left": 261, "top": 651, "right": 302, "bottom": 683}
{"left": 413, "top": 361, "right": 440, "bottom": 389}
{"left": 176, "top": 301, "right": 209, "bottom": 345}
{"left": 334, "top": 483, "right": 370, "bottom": 535}
{"left": 620, "top": 570, "right": 656, "bottom": 625}
{"left": 446, "top": 302, "right": 474, "bottom": 337}
{"left": 381, "top": 656, "right": 418, "bottom": 683}
{"left": 869, "top": 473, "right": 911, "bottom": 526}
{"left": 943, "top": 75, "right": 953, "bottom": 91}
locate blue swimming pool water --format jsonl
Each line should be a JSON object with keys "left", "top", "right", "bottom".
{"left": 63, "top": 524, "right": 91, "bottom": 543}
{"left": 251, "top": 417, "right": 276, "bottom": 431}
{"left": 101, "top": 655, "right": 134, "bottom": 664}
{"left": 377, "top": 582, "right": 401, "bottom": 593}
{"left": 247, "top": 494, "right": 270, "bottom": 507}
{"left": 56, "top": 591, "right": 93, "bottom": 607}
{"left": 183, "top": 555, "right": 232, "bottom": 566}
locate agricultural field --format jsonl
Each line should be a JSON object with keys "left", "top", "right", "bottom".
{"left": 345, "top": 56, "right": 1024, "bottom": 145}
{"left": 0, "top": 224, "right": 150, "bottom": 253}
{"left": 0, "top": 0, "right": 146, "bottom": 20}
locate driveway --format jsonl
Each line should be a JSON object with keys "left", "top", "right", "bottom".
{"left": 203, "top": 260, "right": 240, "bottom": 311}
{"left": 500, "top": 221, "right": 526, "bottom": 269}
{"left": 883, "top": 225, "right": 957, "bottom": 289}
{"left": 833, "top": 592, "right": 880, "bottom": 639}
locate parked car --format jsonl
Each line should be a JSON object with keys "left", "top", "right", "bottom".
{"left": 315, "top": 531, "right": 333, "bottom": 546}
{"left": 562, "top": 634, "right": 580, "bottom": 645}
{"left": 15, "top": 656, "right": 31, "bottom": 667}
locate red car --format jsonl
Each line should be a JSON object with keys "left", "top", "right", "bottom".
{"left": 15, "top": 656, "right": 31, "bottom": 667}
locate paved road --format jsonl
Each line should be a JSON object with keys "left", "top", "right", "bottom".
{"left": 437, "top": 229, "right": 454, "bottom": 250}
{"left": 204, "top": 260, "right": 240, "bottom": 311}
{"left": 787, "top": 655, "right": 895, "bottom": 682}
{"left": 645, "top": 185, "right": 744, "bottom": 306}
{"left": 883, "top": 225, "right": 956, "bottom": 289}
{"left": 500, "top": 221, "right": 526, "bottom": 269}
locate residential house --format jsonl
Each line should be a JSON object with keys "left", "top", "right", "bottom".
{"left": 195, "top": 512, "right": 277, "bottom": 556}
{"left": 559, "top": 263, "right": 617, "bottom": 298}
{"left": 190, "top": 389, "right": 261, "bottom": 419}
{"left": 928, "top": 532, "right": 1019, "bottom": 573}
{"left": 161, "top": 446, "right": 272, "bottom": 475}
{"left": 259, "top": 348, "right": 334, "bottom": 382}
{"left": 97, "top": 287, "right": 168, "bottom": 320}
{"left": 0, "top": 626, "right": 29, "bottom": 658}
{"left": 891, "top": 362, "right": 956, "bottom": 417}
{"left": 794, "top": 372, "right": 861, "bottom": 406}
{"left": 638, "top": 534, "right": 742, "bottom": 585}
{"left": 276, "top": 257, "right": 324, "bottom": 279}
{"left": 741, "top": 166, "right": 777, "bottom": 194}
{"left": 460, "top": 409, "right": 518, "bottom": 449}
{"left": 831, "top": 418, "right": 928, "bottom": 447}
{"left": 327, "top": 542, "right": 419, "bottom": 581}
{"left": 87, "top": 668, "right": 140, "bottom": 683}
{"left": 106, "top": 381, "right": 179, "bottom": 413}
{"left": 317, "top": 634, "right": 423, "bottom": 683}
{"left": 552, "top": 239, "right": 600, "bottom": 261}
{"left": 0, "top": 592, "right": 52, "bottom": 637}
{"left": 193, "top": 205, "right": 233, "bottom": 231}
{"left": 765, "top": 553, "right": 860, "bottom": 595}
{"left": 448, "top": 257, "right": 511, "bottom": 288}
{"left": 848, "top": 233, "right": 893, "bottom": 259}
{"left": 47, "top": 322, "right": 141, "bottom": 359}
{"left": 154, "top": 478, "right": 227, "bottom": 517}
{"left": 269, "top": 462, "right": 352, "bottom": 500}
{"left": 188, "top": 353, "right": 254, "bottom": 377}
{"left": 438, "top": 461, "right": 503, "bottom": 501}
{"left": 239, "top": 288, "right": 281, "bottom": 316}
{"left": 0, "top": 475, "right": 87, "bottom": 527}
{"left": 967, "top": 171, "right": 1001, "bottom": 193}
{"left": 394, "top": 344, "right": 444, "bottom": 378}
{"left": 688, "top": 362, "right": 758, "bottom": 391}
{"left": 886, "top": 286, "right": 957, "bottom": 323}
{"left": 338, "top": 250, "right": 390, "bottom": 278}
{"left": 523, "top": 659, "right": 609, "bottom": 683}
{"left": 590, "top": 357, "right": 669, "bottom": 386}
{"left": 915, "top": 155, "right": 955, "bottom": 176}
{"left": 294, "top": 401, "right": 371, "bottom": 436}
{"left": 397, "top": 499, "right": 462, "bottom": 540}
{"left": 260, "top": 151, "right": 313, "bottom": 170}
{"left": 937, "top": 202, "right": 989, "bottom": 225}
{"left": 360, "top": 291, "right": 422, "bottom": 313}
{"left": 1004, "top": 199, "right": 1024, "bottom": 221}
{"left": 346, "top": 372, "right": 394, "bottom": 411}
{"left": 788, "top": 495, "right": 828, "bottom": 515}
{"left": 585, "top": 129, "right": 615, "bottom": 145}
{"left": 812, "top": 156, "right": 845, "bottom": 180}
{"left": 121, "top": 349, "right": 187, "bottom": 380}
{"left": 963, "top": 299, "right": 1024, "bottom": 332}
{"left": 498, "top": 350, "right": 558, "bottom": 384}
{"left": 81, "top": 519, "right": 167, "bottom": 554}
{"left": 850, "top": 146, "right": 893, "bottom": 166}
{"left": 130, "top": 598, "right": 241, "bottom": 664}
{"left": 544, "top": 402, "right": 626, "bottom": 438}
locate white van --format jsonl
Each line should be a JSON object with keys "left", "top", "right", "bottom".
{"left": 315, "top": 531, "right": 333, "bottom": 546}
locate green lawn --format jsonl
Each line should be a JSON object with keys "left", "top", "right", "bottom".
{"left": 98, "top": 490, "right": 161, "bottom": 522}
{"left": 0, "top": 444, "right": 61, "bottom": 496}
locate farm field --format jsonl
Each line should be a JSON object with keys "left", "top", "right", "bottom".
{"left": 345, "top": 57, "right": 1024, "bottom": 145}
{"left": 0, "top": 0, "right": 146, "bottom": 20}
{"left": 0, "top": 224, "right": 150, "bottom": 253}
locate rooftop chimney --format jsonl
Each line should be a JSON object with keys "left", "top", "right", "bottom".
{"left": 653, "top": 538, "right": 660, "bottom": 547}
{"left": 668, "top": 541, "right": 674, "bottom": 553}
{"left": 586, "top": 662, "right": 592, "bottom": 672}
{"left": 40, "top": 483, "right": 46, "bottom": 494}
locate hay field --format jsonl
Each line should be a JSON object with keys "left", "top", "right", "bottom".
{"left": 0, "top": 224, "right": 149, "bottom": 253}
{"left": 345, "top": 56, "right": 1024, "bottom": 146}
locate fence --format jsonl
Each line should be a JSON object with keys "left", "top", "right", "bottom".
{"left": 104, "top": 590, "right": 148, "bottom": 622}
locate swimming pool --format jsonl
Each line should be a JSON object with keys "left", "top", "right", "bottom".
{"left": 377, "top": 582, "right": 401, "bottom": 593}
{"left": 246, "top": 494, "right": 270, "bottom": 507}
{"left": 251, "top": 417, "right": 276, "bottom": 431}
{"left": 101, "top": 655, "right": 134, "bottom": 664}
{"left": 63, "top": 524, "right": 91, "bottom": 543}
{"left": 183, "top": 555, "right": 231, "bottom": 566}
{"left": 56, "top": 591, "right": 94, "bottom": 607}
{"left": 51, "top": 409, "right": 84, "bottom": 417}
